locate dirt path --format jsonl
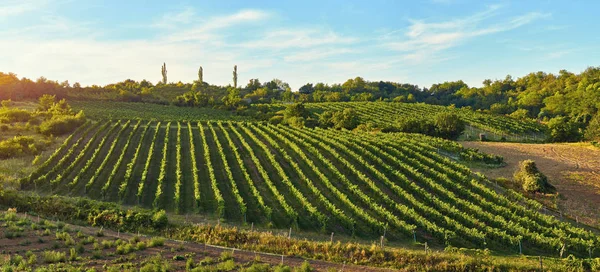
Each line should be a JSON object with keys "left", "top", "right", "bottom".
{"left": 4, "top": 213, "right": 394, "bottom": 272}
{"left": 461, "top": 141, "right": 600, "bottom": 226}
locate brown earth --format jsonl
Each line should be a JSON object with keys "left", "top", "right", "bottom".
{"left": 461, "top": 141, "right": 600, "bottom": 227}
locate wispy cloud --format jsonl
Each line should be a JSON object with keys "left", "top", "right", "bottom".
{"left": 152, "top": 7, "right": 196, "bottom": 29}
{"left": 166, "top": 9, "right": 270, "bottom": 42}
{"left": 381, "top": 6, "right": 550, "bottom": 64}
{"left": 283, "top": 48, "right": 356, "bottom": 62}
{"left": 0, "top": 2, "right": 563, "bottom": 91}
{"left": 0, "top": 0, "right": 47, "bottom": 18}
{"left": 546, "top": 50, "right": 571, "bottom": 59}
{"left": 239, "top": 29, "right": 357, "bottom": 50}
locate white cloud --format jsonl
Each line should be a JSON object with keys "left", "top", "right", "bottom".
{"left": 382, "top": 6, "right": 550, "bottom": 64}
{"left": 152, "top": 7, "right": 196, "bottom": 29}
{"left": 283, "top": 48, "right": 356, "bottom": 62}
{"left": 166, "top": 9, "right": 270, "bottom": 42}
{"left": 0, "top": 3, "right": 557, "bottom": 91}
{"left": 0, "top": 0, "right": 46, "bottom": 18}
{"left": 239, "top": 29, "right": 357, "bottom": 49}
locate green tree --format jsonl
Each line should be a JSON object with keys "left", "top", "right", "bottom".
{"left": 584, "top": 112, "right": 600, "bottom": 141}
{"left": 38, "top": 94, "right": 56, "bottom": 111}
{"left": 161, "top": 63, "right": 167, "bottom": 84}
{"left": 434, "top": 112, "right": 465, "bottom": 139}
{"left": 222, "top": 87, "right": 241, "bottom": 109}
{"left": 283, "top": 103, "right": 309, "bottom": 120}
{"left": 299, "top": 83, "right": 314, "bottom": 95}
{"left": 198, "top": 66, "right": 203, "bottom": 83}
{"left": 547, "top": 116, "right": 582, "bottom": 142}
{"left": 319, "top": 108, "right": 360, "bottom": 130}
{"left": 233, "top": 65, "right": 238, "bottom": 88}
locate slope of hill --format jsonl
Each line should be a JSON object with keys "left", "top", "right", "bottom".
{"left": 266, "top": 102, "right": 547, "bottom": 140}
{"left": 463, "top": 141, "right": 600, "bottom": 227}
{"left": 19, "top": 120, "right": 598, "bottom": 257}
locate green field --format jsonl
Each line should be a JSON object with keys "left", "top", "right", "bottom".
{"left": 267, "top": 102, "right": 547, "bottom": 138}
{"left": 20, "top": 119, "right": 598, "bottom": 257}
{"left": 70, "top": 101, "right": 249, "bottom": 121}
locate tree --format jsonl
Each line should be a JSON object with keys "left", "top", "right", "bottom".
{"left": 318, "top": 108, "right": 360, "bottom": 130}
{"left": 38, "top": 94, "right": 56, "bottom": 111}
{"left": 509, "top": 109, "right": 530, "bottom": 120}
{"left": 161, "top": 63, "right": 167, "bottom": 84}
{"left": 434, "top": 112, "right": 465, "bottom": 140}
{"left": 198, "top": 66, "right": 203, "bottom": 83}
{"left": 283, "top": 102, "right": 309, "bottom": 120}
{"left": 547, "top": 116, "right": 582, "bottom": 142}
{"left": 222, "top": 87, "right": 241, "bottom": 109}
{"left": 299, "top": 83, "right": 314, "bottom": 95}
{"left": 233, "top": 65, "right": 238, "bottom": 88}
{"left": 584, "top": 112, "right": 600, "bottom": 142}
{"left": 245, "top": 79, "right": 261, "bottom": 91}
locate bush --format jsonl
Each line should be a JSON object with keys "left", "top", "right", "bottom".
{"left": 283, "top": 103, "right": 309, "bottom": 120}
{"left": 38, "top": 111, "right": 86, "bottom": 136}
{"left": 151, "top": 210, "right": 168, "bottom": 230}
{"left": 294, "top": 261, "right": 313, "bottom": 272}
{"left": 514, "top": 160, "right": 555, "bottom": 193}
{"left": 42, "top": 250, "right": 66, "bottom": 263}
{"left": 148, "top": 237, "right": 165, "bottom": 247}
{"left": 434, "top": 112, "right": 465, "bottom": 140}
{"left": 0, "top": 136, "right": 42, "bottom": 159}
{"left": 319, "top": 108, "right": 360, "bottom": 130}
{"left": 0, "top": 108, "right": 32, "bottom": 122}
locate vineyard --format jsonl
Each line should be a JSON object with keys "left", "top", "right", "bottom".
{"left": 20, "top": 120, "right": 598, "bottom": 257}
{"left": 268, "top": 102, "right": 547, "bottom": 137}
{"left": 70, "top": 101, "right": 250, "bottom": 121}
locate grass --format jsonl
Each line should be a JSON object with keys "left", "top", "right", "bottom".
{"left": 0, "top": 135, "right": 67, "bottom": 188}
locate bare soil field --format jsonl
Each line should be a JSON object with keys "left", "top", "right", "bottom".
{"left": 462, "top": 141, "right": 600, "bottom": 227}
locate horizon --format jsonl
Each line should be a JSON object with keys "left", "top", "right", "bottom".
{"left": 1, "top": 0, "right": 599, "bottom": 90}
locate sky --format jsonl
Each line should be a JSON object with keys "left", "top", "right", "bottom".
{"left": 1, "top": 0, "right": 599, "bottom": 91}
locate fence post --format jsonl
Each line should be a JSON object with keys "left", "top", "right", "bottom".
{"left": 539, "top": 256, "right": 543, "bottom": 270}
{"left": 330, "top": 232, "right": 334, "bottom": 244}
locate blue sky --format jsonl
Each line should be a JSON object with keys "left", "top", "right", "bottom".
{"left": 1, "top": 0, "right": 599, "bottom": 90}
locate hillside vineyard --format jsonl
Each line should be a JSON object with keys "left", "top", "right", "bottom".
{"left": 269, "top": 102, "right": 546, "bottom": 135}
{"left": 21, "top": 120, "right": 598, "bottom": 256}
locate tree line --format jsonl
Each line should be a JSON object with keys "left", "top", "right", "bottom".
{"left": 1, "top": 65, "right": 599, "bottom": 142}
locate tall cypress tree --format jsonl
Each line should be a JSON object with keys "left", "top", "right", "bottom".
{"left": 198, "top": 66, "right": 203, "bottom": 83}
{"left": 233, "top": 65, "right": 238, "bottom": 88}
{"left": 161, "top": 63, "right": 167, "bottom": 84}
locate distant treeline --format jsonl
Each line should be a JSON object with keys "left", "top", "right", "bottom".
{"left": 1, "top": 67, "right": 599, "bottom": 142}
